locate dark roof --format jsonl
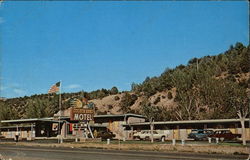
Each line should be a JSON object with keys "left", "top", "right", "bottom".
{"left": 1, "top": 117, "right": 61, "bottom": 124}
{"left": 55, "top": 114, "right": 146, "bottom": 119}
{"left": 123, "top": 118, "right": 250, "bottom": 127}
{"left": 94, "top": 114, "right": 146, "bottom": 119}
{"left": 0, "top": 125, "right": 34, "bottom": 129}
{"left": 1, "top": 114, "right": 146, "bottom": 124}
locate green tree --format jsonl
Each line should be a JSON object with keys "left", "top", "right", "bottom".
{"left": 25, "top": 98, "right": 53, "bottom": 118}
{"left": 0, "top": 102, "right": 11, "bottom": 122}
{"left": 141, "top": 102, "right": 172, "bottom": 121}
{"left": 110, "top": 86, "right": 119, "bottom": 95}
{"left": 119, "top": 93, "right": 137, "bottom": 113}
{"left": 226, "top": 81, "right": 249, "bottom": 145}
{"left": 131, "top": 82, "right": 141, "bottom": 93}
{"left": 239, "top": 47, "right": 250, "bottom": 73}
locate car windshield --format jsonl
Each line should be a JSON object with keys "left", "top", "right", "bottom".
{"left": 197, "top": 130, "right": 204, "bottom": 134}
{"left": 205, "top": 130, "right": 213, "bottom": 133}
{"left": 191, "top": 130, "right": 198, "bottom": 133}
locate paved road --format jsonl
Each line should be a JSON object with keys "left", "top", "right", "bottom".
{"left": 0, "top": 144, "right": 248, "bottom": 160}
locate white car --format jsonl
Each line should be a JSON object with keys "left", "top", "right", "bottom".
{"left": 133, "top": 130, "right": 167, "bottom": 141}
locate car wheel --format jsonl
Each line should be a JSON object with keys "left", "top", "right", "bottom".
{"left": 145, "top": 137, "right": 150, "bottom": 141}
{"left": 161, "top": 136, "right": 165, "bottom": 142}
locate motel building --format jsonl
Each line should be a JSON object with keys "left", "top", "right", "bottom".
{"left": 0, "top": 107, "right": 249, "bottom": 141}
{"left": 123, "top": 118, "right": 250, "bottom": 140}
{"left": 0, "top": 107, "right": 146, "bottom": 141}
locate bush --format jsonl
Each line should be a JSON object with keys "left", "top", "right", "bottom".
{"left": 119, "top": 93, "right": 137, "bottom": 113}
{"left": 108, "top": 105, "right": 113, "bottom": 110}
{"left": 153, "top": 97, "right": 161, "bottom": 104}
{"left": 167, "top": 92, "right": 173, "bottom": 99}
{"left": 96, "top": 111, "right": 107, "bottom": 115}
{"left": 110, "top": 87, "right": 119, "bottom": 95}
{"left": 239, "top": 80, "right": 248, "bottom": 88}
{"left": 131, "top": 94, "right": 138, "bottom": 102}
{"left": 114, "top": 96, "right": 120, "bottom": 101}
{"left": 226, "top": 75, "right": 236, "bottom": 82}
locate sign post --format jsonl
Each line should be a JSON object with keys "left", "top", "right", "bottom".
{"left": 70, "top": 99, "right": 95, "bottom": 139}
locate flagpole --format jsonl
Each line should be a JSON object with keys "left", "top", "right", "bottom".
{"left": 58, "top": 80, "right": 62, "bottom": 143}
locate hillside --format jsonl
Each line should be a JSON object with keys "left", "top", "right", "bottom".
{"left": 0, "top": 42, "right": 249, "bottom": 122}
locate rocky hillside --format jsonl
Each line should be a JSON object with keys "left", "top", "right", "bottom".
{"left": 90, "top": 88, "right": 178, "bottom": 116}
{"left": 0, "top": 42, "right": 249, "bottom": 121}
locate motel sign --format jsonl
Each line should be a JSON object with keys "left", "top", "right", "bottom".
{"left": 70, "top": 108, "right": 94, "bottom": 121}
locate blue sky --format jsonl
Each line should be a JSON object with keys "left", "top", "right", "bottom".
{"left": 0, "top": 1, "right": 249, "bottom": 98}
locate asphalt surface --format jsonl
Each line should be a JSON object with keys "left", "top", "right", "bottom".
{"left": 0, "top": 144, "right": 249, "bottom": 160}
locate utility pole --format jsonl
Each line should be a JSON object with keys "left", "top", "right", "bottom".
{"left": 58, "top": 80, "right": 62, "bottom": 143}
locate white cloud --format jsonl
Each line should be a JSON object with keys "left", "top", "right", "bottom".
{"left": 66, "top": 84, "right": 81, "bottom": 89}
{"left": 0, "top": 86, "right": 7, "bottom": 91}
{"left": 13, "top": 88, "right": 26, "bottom": 95}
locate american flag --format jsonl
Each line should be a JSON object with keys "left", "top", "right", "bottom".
{"left": 48, "top": 82, "right": 60, "bottom": 94}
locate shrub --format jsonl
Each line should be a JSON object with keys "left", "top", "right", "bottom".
{"left": 167, "top": 92, "right": 173, "bottom": 99}
{"left": 239, "top": 80, "right": 248, "bottom": 88}
{"left": 153, "top": 97, "right": 161, "bottom": 104}
{"left": 108, "top": 105, "right": 113, "bottom": 110}
{"left": 96, "top": 111, "right": 107, "bottom": 115}
{"left": 226, "top": 75, "right": 236, "bottom": 82}
{"left": 119, "top": 93, "right": 137, "bottom": 113}
{"left": 114, "top": 96, "right": 120, "bottom": 101}
{"left": 110, "top": 87, "right": 119, "bottom": 95}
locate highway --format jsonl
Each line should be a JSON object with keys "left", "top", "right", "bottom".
{"left": 0, "top": 144, "right": 248, "bottom": 160}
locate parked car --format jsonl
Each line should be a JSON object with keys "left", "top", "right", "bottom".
{"left": 96, "top": 131, "right": 115, "bottom": 140}
{"left": 0, "top": 134, "right": 4, "bottom": 139}
{"left": 188, "top": 129, "right": 214, "bottom": 141}
{"left": 208, "top": 129, "right": 241, "bottom": 141}
{"left": 133, "top": 130, "right": 167, "bottom": 141}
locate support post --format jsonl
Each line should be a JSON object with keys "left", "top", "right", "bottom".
{"left": 172, "top": 139, "right": 176, "bottom": 145}
{"left": 216, "top": 138, "right": 219, "bottom": 144}
{"left": 87, "top": 122, "right": 94, "bottom": 138}
{"left": 150, "top": 118, "right": 154, "bottom": 143}
{"left": 208, "top": 137, "right": 211, "bottom": 143}
{"left": 181, "top": 139, "right": 185, "bottom": 146}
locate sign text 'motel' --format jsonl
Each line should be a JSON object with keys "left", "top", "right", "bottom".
{"left": 70, "top": 108, "right": 94, "bottom": 121}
